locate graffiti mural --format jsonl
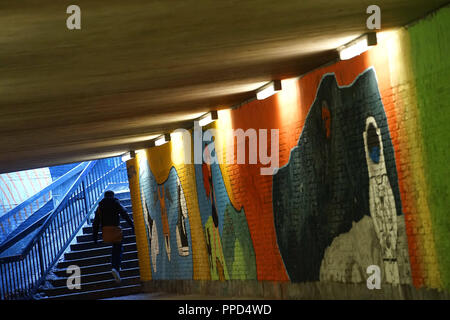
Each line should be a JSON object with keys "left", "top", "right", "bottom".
{"left": 195, "top": 137, "right": 257, "bottom": 280}
{"left": 138, "top": 154, "right": 193, "bottom": 279}
{"left": 272, "top": 68, "right": 412, "bottom": 284}
{"left": 127, "top": 13, "right": 449, "bottom": 290}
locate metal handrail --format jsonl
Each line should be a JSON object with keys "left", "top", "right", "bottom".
{"left": 0, "top": 157, "right": 128, "bottom": 299}
{"left": 0, "top": 162, "right": 89, "bottom": 238}
{"left": 24, "top": 162, "right": 96, "bottom": 257}
{"left": 0, "top": 207, "right": 54, "bottom": 256}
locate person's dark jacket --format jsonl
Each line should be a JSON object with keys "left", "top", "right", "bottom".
{"left": 92, "top": 197, "right": 134, "bottom": 243}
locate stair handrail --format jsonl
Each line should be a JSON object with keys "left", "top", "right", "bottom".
{"left": 0, "top": 208, "right": 55, "bottom": 256}
{"left": 23, "top": 161, "right": 97, "bottom": 259}
{"left": 0, "top": 162, "right": 89, "bottom": 231}
{"left": 0, "top": 161, "right": 96, "bottom": 263}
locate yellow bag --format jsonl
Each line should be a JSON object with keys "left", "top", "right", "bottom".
{"left": 102, "top": 226, "right": 123, "bottom": 243}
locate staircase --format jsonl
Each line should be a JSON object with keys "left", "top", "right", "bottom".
{"left": 39, "top": 190, "right": 143, "bottom": 300}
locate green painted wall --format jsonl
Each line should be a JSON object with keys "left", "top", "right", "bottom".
{"left": 409, "top": 6, "right": 450, "bottom": 289}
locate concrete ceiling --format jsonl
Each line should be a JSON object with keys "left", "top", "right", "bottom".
{"left": 0, "top": 0, "right": 447, "bottom": 173}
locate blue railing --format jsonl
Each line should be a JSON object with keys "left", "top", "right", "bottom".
{"left": 0, "top": 162, "right": 89, "bottom": 245}
{"left": 0, "top": 157, "right": 128, "bottom": 299}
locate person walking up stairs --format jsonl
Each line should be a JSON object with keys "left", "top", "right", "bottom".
{"left": 93, "top": 190, "right": 135, "bottom": 283}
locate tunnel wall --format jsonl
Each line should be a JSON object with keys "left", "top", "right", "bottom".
{"left": 126, "top": 7, "right": 449, "bottom": 298}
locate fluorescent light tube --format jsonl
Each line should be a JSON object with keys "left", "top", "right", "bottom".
{"left": 338, "top": 33, "right": 377, "bottom": 60}
{"left": 256, "top": 80, "right": 282, "bottom": 100}
{"left": 198, "top": 111, "right": 218, "bottom": 127}
{"left": 154, "top": 134, "right": 171, "bottom": 146}
{"left": 121, "top": 151, "right": 135, "bottom": 162}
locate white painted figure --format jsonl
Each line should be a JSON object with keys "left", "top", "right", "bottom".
{"left": 176, "top": 177, "right": 190, "bottom": 256}
{"left": 150, "top": 219, "right": 159, "bottom": 272}
{"left": 363, "top": 116, "right": 400, "bottom": 284}
{"left": 142, "top": 196, "right": 159, "bottom": 273}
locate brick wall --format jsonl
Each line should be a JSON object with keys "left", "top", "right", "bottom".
{"left": 127, "top": 6, "right": 449, "bottom": 296}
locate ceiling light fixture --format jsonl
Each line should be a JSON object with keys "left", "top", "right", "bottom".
{"left": 338, "top": 32, "right": 377, "bottom": 60}
{"left": 121, "top": 150, "right": 136, "bottom": 162}
{"left": 256, "top": 80, "right": 282, "bottom": 100}
{"left": 198, "top": 111, "right": 218, "bottom": 127}
{"left": 153, "top": 133, "right": 171, "bottom": 147}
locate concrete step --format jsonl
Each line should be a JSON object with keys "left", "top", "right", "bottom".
{"left": 71, "top": 234, "right": 136, "bottom": 251}
{"left": 119, "top": 199, "right": 132, "bottom": 207}
{"left": 54, "top": 259, "right": 139, "bottom": 277}
{"left": 86, "top": 219, "right": 133, "bottom": 228}
{"left": 82, "top": 220, "right": 134, "bottom": 234}
{"left": 78, "top": 227, "right": 134, "bottom": 242}
{"left": 114, "top": 192, "right": 131, "bottom": 201}
{"left": 45, "top": 275, "right": 141, "bottom": 297}
{"left": 49, "top": 267, "right": 140, "bottom": 287}
{"left": 44, "top": 283, "right": 143, "bottom": 300}
{"left": 57, "top": 251, "right": 138, "bottom": 269}
{"left": 64, "top": 242, "right": 137, "bottom": 260}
